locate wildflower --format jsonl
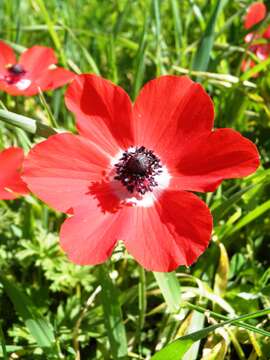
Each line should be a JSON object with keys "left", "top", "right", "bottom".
{"left": 0, "top": 41, "right": 74, "bottom": 96}
{"left": 242, "top": 2, "right": 270, "bottom": 73}
{"left": 244, "top": 2, "right": 266, "bottom": 29}
{"left": 0, "top": 147, "right": 29, "bottom": 199}
{"left": 23, "top": 75, "right": 259, "bottom": 271}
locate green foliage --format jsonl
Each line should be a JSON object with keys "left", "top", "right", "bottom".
{"left": 1, "top": 0, "right": 270, "bottom": 359}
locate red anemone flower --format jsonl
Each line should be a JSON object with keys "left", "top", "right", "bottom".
{"left": 244, "top": 2, "right": 266, "bottom": 30}
{"left": 0, "top": 147, "right": 29, "bottom": 199}
{"left": 0, "top": 41, "right": 75, "bottom": 96}
{"left": 242, "top": 2, "right": 270, "bottom": 73}
{"left": 23, "top": 75, "right": 259, "bottom": 272}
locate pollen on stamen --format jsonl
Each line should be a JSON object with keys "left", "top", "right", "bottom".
{"left": 114, "top": 146, "right": 163, "bottom": 195}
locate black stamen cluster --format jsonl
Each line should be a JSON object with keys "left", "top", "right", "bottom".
{"left": 5, "top": 64, "right": 26, "bottom": 85}
{"left": 8, "top": 64, "right": 26, "bottom": 75}
{"left": 114, "top": 146, "right": 162, "bottom": 194}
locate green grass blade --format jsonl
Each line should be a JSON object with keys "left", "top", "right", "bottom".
{"left": 192, "top": 0, "right": 227, "bottom": 72}
{"left": 108, "top": 35, "right": 118, "bottom": 83}
{"left": 113, "top": 0, "right": 130, "bottom": 38}
{"left": 98, "top": 264, "right": 128, "bottom": 360}
{"left": 182, "top": 311, "right": 204, "bottom": 360}
{"left": 154, "top": 272, "right": 181, "bottom": 313}
{"left": 170, "top": 0, "right": 182, "bottom": 61}
{"left": 0, "top": 276, "right": 58, "bottom": 356}
{"left": 38, "top": 90, "right": 59, "bottom": 128}
{"left": 151, "top": 307, "right": 270, "bottom": 360}
{"left": 132, "top": 12, "right": 150, "bottom": 99}
{"left": 136, "top": 267, "right": 146, "bottom": 354}
{"left": 240, "top": 56, "right": 270, "bottom": 81}
{"left": 186, "top": 303, "right": 270, "bottom": 338}
{"left": 223, "top": 199, "right": 270, "bottom": 238}
{"left": 153, "top": 0, "right": 162, "bottom": 75}
{"left": 211, "top": 174, "right": 270, "bottom": 224}
{"left": 33, "top": 0, "right": 67, "bottom": 66}
{"left": 60, "top": 22, "right": 100, "bottom": 75}
{"left": 0, "top": 323, "right": 7, "bottom": 360}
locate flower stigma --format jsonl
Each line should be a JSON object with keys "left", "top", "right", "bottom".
{"left": 114, "top": 146, "right": 163, "bottom": 195}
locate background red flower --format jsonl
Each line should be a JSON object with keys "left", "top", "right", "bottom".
{"left": 0, "top": 147, "right": 29, "bottom": 199}
{"left": 23, "top": 75, "right": 259, "bottom": 272}
{"left": 244, "top": 2, "right": 266, "bottom": 29}
{"left": 0, "top": 41, "right": 75, "bottom": 96}
{"left": 242, "top": 2, "right": 270, "bottom": 73}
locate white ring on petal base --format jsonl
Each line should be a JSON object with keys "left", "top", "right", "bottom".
{"left": 110, "top": 147, "right": 171, "bottom": 208}
{"left": 15, "top": 78, "right": 31, "bottom": 90}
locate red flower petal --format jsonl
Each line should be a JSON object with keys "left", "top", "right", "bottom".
{"left": 244, "top": 2, "right": 266, "bottom": 29}
{"left": 0, "top": 41, "right": 16, "bottom": 74}
{"left": 19, "top": 46, "right": 57, "bottom": 79}
{"left": 23, "top": 133, "right": 111, "bottom": 213}
{"left": 60, "top": 188, "right": 123, "bottom": 265}
{"left": 256, "top": 44, "right": 270, "bottom": 60}
{"left": 244, "top": 32, "right": 260, "bottom": 43}
{"left": 0, "top": 80, "right": 38, "bottom": 96}
{"left": 122, "top": 190, "right": 213, "bottom": 271}
{"left": 35, "top": 67, "right": 75, "bottom": 91}
{"left": 172, "top": 129, "right": 260, "bottom": 192}
{"left": 65, "top": 74, "right": 134, "bottom": 156}
{"left": 59, "top": 187, "right": 212, "bottom": 271}
{"left": 0, "top": 147, "right": 29, "bottom": 199}
{"left": 133, "top": 76, "right": 214, "bottom": 164}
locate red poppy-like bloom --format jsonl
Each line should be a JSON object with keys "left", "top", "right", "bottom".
{"left": 244, "top": 2, "right": 266, "bottom": 29}
{"left": 0, "top": 41, "right": 75, "bottom": 96}
{"left": 0, "top": 147, "right": 29, "bottom": 199}
{"left": 23, "top": 75, "right": 259, "bottom": 271}
{"left": 242, "top": 2, "right": 270, "bottom": 73}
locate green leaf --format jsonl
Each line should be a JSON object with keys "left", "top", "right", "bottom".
{"left": 151, "top": 308, "right": 270, "bottom": 360}
{"left": 192, "top": 0, "right": 227, "bottom": 72}
{"left": 98, "top": 264, "right": 128, "bottom": 360}
{"left": 151, "top": 337, "right": 193, "bottom": 360}
{"left": 0, "top": 276, "right": 58, "bottom": 356}
{"left": 154, "top": 272, "right": 181, "bottom": 313}
{"left": 182, "top": 311, "right": 204, "bottom": 360}
{"left": 0, "top": 109, "right": 57, "bottom": 138}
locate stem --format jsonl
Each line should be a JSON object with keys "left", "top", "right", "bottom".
{"left": 134, "top": 267, "right": 146, "bottom": 354}
{"left": 38, "top": 89, "right": 59, "bottom": 128}
{"left": 185, "top": 302, "right": 270, "bottom": 337}
{"left": 98, "top": 264, "right": 128, "bottom": 360}
{"left": 0, "top": 322, "right": 7, "bottom": 360}
{"left": 72, "top": 286, "right": 102, "bottom": 360}
{"left": 0, "top": 109, "right": 57, "bottom": 138}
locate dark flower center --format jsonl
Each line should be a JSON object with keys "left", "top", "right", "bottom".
{"left": 8, "top": 64, "right": 26, "bottom": 75}
{"left": 114, "top": 146, "right": 162, "bottom": 194}
{"left": 4, "top": 64, "right": 26, "bottom": 85}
